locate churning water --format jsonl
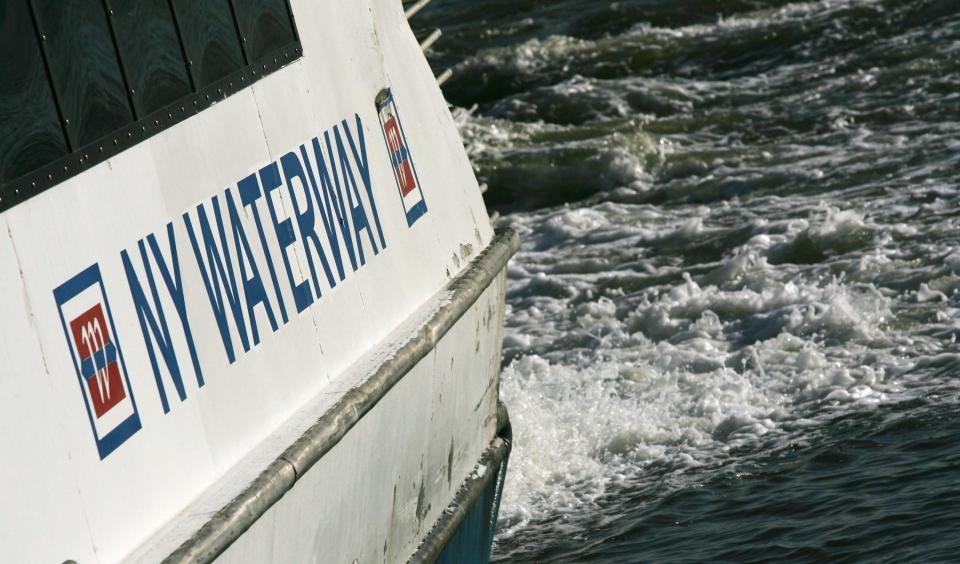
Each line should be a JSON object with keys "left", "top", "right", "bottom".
{"left": 417, "top": 1, "right": 960, "bottom": 561}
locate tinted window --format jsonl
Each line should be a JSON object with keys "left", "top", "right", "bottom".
{"left": 33, "top": 0, "right": 135, "bottom": 147}
{"left": 0, "top": 0, "right": 69, "bottom": 184}
{"left": 234, "top": 0, "right": 296, "bottom": 61}
{"left": 0, "top": 0, "right": 302, "bottom": 204}
{"left": 172, "top": 0, "right": 246, "bottom": 88}
{"left": 110, "top": 0, "right": 193, "bottom": 117}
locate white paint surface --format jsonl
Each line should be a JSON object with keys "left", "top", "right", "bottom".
{"left": 0, "top": 0, "right": 497, "bottom": 561}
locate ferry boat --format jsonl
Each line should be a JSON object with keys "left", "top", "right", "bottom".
{"left": 0, "top": 0, "right": 516, "bottom": 561}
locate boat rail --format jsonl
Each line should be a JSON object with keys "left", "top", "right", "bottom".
{"left": 409, "top": 402, "right": 512, "bottom": 563}
{"left": 404, "top": 0, "right": 435, "bottom": 20}
{"left": 162, "top": 228, "right": 520, "bottom": 563}
{"left": 419, "top": 29, "right": 442, "bottom": 51}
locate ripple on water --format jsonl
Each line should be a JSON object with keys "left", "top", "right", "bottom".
{"left": 420, "top": 0, "right": 960, "bottom": 560}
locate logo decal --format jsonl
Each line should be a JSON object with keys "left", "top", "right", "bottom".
{"left": 54, "top": 264, "right": 141, "bottom": 459}
{"left": 377, "top": 88, "right": 427, "bottom": 226}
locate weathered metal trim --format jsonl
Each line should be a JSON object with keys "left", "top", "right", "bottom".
{"left": 409, "top": 439, "right": 510, "bottom": 563}
{"left": 496, "top": 401, "right": 512, "bottom": 446}
{"left": 162, "top": 228, "right": 520, "bottom": 564}
{"left": 407, "top": 402, "right": 513, "bottom": 564}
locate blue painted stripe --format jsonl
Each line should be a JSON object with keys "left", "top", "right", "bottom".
{"left": 80, "top": 342, "right": 117, "bottom": 379}
{"left": 393, "top": 146, "right": 409, "bottom": 168}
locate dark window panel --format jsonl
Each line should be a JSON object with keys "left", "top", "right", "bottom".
{"left": 109, "top": 0, "right": 193, "bottom": 117}
{"left": 233, "top": 0, "right": 296, "bottom": 61}
{"left": 33, "top": 0, "right": 135, "bottom": 148}
{"left": 172, "top": 0, "right": 246, "bottom": 88}
{"left": 0, "top": 0, "right": 69, "bottom": 184}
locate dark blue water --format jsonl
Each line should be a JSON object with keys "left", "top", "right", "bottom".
{"left": 413, "top": 1, "right": 960, "bottom": 561}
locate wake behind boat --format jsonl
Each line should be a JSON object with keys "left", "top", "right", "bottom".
{"left": 0, "top": 0, "right": 514, "bottom": 561}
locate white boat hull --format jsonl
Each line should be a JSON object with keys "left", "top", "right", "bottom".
{"left": 0, "top": 0, "right": 512, "bottom": 561}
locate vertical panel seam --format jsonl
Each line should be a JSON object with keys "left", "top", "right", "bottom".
{"left": 24, "top": 0, "right": 73, "bottom": 152}
{"left": 100, "top": 0, "right": 140, "bottom": 120}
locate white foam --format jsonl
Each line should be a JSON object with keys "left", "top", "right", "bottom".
{"left": 495, "top": 200, "right": 916, "bottom": 538}
{"left": 439, "top": 0, "right": 959, "bottom": 551}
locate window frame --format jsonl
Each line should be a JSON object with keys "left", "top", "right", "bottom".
{"left": 0, "top": 0, "right": 301, "bottom": 214}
